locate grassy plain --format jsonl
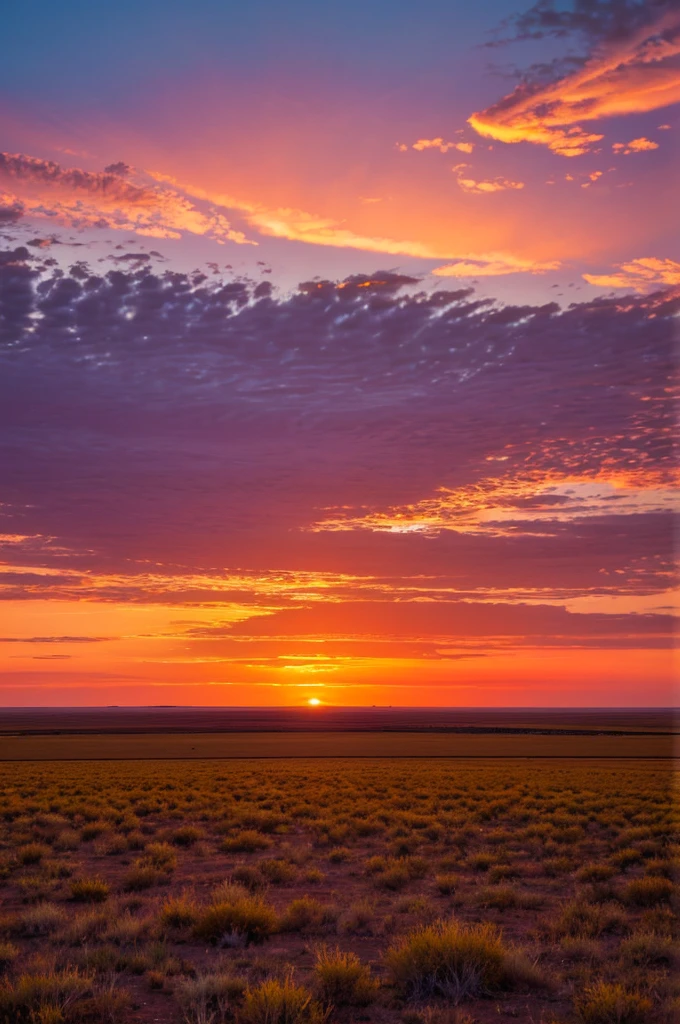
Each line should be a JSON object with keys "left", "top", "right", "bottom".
{"left": 0, "top": 732, "right": 672, "bottom": 760}
{"left": 0, "top": 759, "right": 676, "bottom": 1024}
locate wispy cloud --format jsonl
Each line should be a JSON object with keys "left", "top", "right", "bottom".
{"left": 452, "top": 164, "right": 525, "bottom": 194}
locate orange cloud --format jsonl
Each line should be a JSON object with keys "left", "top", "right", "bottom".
{"left": 583, "top": 256, "right": 680, "bottom": 291}
{"left": 612, "top": 137, "right": 660, "bottom": 154}
{"left": 412, "top": 137, "right": 474, "bottom": 153}
{"left": 0, "top": 152, "right": 253, "bottom": 244}
{"left": 468, "top": 11, "right": 680, "bottom": 156}
{"left": 310, "top": 471, "right": 677, "bottom": 538}
{"left": 452, "top": 163, "right": 525, "bottom": 194}
{"left": 432, "top": 252, "right": 559, "bottom": 277}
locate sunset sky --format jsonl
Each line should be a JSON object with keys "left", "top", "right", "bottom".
{"left": 0, "top": 0, "right": 677, "bottom": 706}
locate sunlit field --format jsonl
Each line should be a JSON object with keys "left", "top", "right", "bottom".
{"left": 0, "top": 760, "right": 676, "bottom": 1024}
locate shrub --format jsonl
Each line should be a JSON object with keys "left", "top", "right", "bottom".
{"left": 619, "top": 931, "right": 675, "bottom": 968}
{"left": 142, "top": 842, "right": 176, "bottom": 870}
{"left": 577, "top": 863, "right": 616, "bottom": 884}
{"left": 328, "top": 847, "right": 351, "bottom": 863}
{"left": 468, "top": 853, "right": 494, "bottom": 872}
{"left": 194, "top": 895, "right": 278, "bottom": 945}
{"left": 233, "top": 865, "right": 266, "bottom": 890}
{"left": 0, "top": 943, "right": 18, "bottom": 972}
{"left": 623, "top": 876, "right": 673, "bottom": 907}
{"left": 240, "top": 977, "right": 326, "bottom": 1024}
{"left": 611, "top": 848, "right": 643, "bottom": 871}
{"left": 176, "top": 972, "right": 247, "bottom": 1024}
{"left": 15, "top": 903, "right": 65, "bottom": 937}
{"left": 173, "top": 826, "right": 202, "bottom": 847}
{"left": 435, "top": 874, "right": 457, "bottom": 895}
{"left": 385, "top": 918, "right": 532, "bottom": 1002}
{"left": 313, "top": 946, "right": 378, "bottom": 1006}
{"left": 337, "top": 900, "right": 376, "bottom": 936}
{"left": 221, "top": 830, "right": 271, "bottom": 854}
{"left": 552, "top": 900, "right": 625, "bottom": 939}
{"left": 0, "top": 969, "right": 92, "bottom": 1024}
{"left": 70, "top": 877, "right": 110, "bottom": 903}
{"left": 259, "top": 858, "right": 297, "bottom": 884}
{"left": 123, "top": 864, "right": 166, "bottom": 891}
{"left": 281, "top": 898, "right": 337, "bottom": 934}
{"left": 476, "top": 886, "right": 518, "bottom": 911}
{"left": 574, "top": 982, "right": 652, "bottom": 1024}
{"left": 16, "top": 844, "right": 49, "bottom": 866}
{"left": 160, "top": 894, "right": 199, "bottom": 929}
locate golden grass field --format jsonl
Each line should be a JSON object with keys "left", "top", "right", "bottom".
{"left": 0, "top": 757, "right": 676, "bottom": 1024}
{"left": 0, "top": 731, "right": 674, "bottom": 760}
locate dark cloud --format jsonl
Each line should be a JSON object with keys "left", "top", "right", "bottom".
{"left": 488, "top": 0, "right": 679, "bottom": 46}
{"left": 0, "top": 247, "right": 675, "bottom": 646}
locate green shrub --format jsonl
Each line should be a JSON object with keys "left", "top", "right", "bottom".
{"left": 70, "top": 877, "right": 110, "bottom": 903}
{"left": 313, "top": 946, "right": 378, "bottom": 1006}
{"left": 240, "top": 977, "right": 326, "bottom": 1024}
{"left": 574, "top": 982, "right": 652, "bottom": 1024}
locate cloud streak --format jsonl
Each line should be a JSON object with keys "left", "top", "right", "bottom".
{"left": 469, "top": 8, "right": 680, "bottom": 155}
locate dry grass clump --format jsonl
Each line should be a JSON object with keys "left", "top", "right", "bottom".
{"left": 0, "top": 968, "right": 94, "bottom": 1024}
{"left": 123, "top": 863, "right": 166, "bottom": 891}
{"left": 574, "top": 982, "right": 652, "bottom": 1024}
{"left": 551, "top": 899, "right": 627, "bottom": 939}
{"left": 240, "top": 976, "right": 327, "bottom": 1024}
{"left": 172, "top": 825, "right": 203, "bottom": 847}
{"left": 619, "top": 931, "right": 676, "bottom": 968}
{"left": 336, "top": 899, "right": 377, "bottom": 936}
{"left": 258, "top": 858, "right": 297, "bottom": 885}
{"left": 0, "top": 943, "right": 18, "bottom": 973}
{"left": 434, "top": 874, "right": 457, "bottom": 895}
{"left": 15, "top": 903, "right": 66, "bottom": 937}
{"left": 176, "top": 971, "right": 246, "bottom": 1024}
{"left": 313, "top": 946, "right": 378, "bottom": 1005}
{"left": 16, "top": 844, "right": 49, "bottom": 866}
{"left": 221, "top": 830, "right": 271, "bottom": 854}
{"left": 70, "top": 876, "right": 110, "bottom": 903}
{"left": 160, "top": 893, "right": 199, "bottom": 929}
{"left": 280, "top": 898, "right": 337, "bottom": 934}
{"left": 194, "top": 891, "right": 278, "bottom": 946}
{"left": 385, "top": 918, "right": 542, "bottom": 1002}
{"left": 623, "top": 876, "right": 673, "bottom": 907}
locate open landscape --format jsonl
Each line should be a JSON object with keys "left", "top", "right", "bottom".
{"left": 0, "top": 717, "right": 676, "bottom": 1024}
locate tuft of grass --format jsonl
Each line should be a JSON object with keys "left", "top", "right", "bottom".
{"left": 176, "top": 972, "right": 246, "bottom": 1024}
{"left": 240, "top": 976, "right": 327, "bottom": 1024}
{"left": 475, "top": 885, "right": 518, "bottom": 911}
{"left": 577, "top": 863, "right": 616, "bottom": 884}
{"left": 221, "top": 830, "right": 271, "bottom": 854}
{"left": 327, "top": 847, "right": 351, "bottom": 864}
{"left": 193, "top": 894, "right": 278, "bottom": 946}
{"left": 623, "top": 876, "right": 673, "bottom": 907}
{"left": 434, "top": 874, "right": 457, "bottom": 895}
{"left": 280, "top": 898, "right": 337, "bottom": 934}
{"left": 70, "top": 876, "right": 110, "bottom": 903}
{"left": 173, "top": 826, "right": 203, "bottom": 847}
{"left": 160, "top": 894, "right": 199, "bottom": 929}
{"left": 313, "top": 946, "right": 378, "bottom": 1006}
{"left": 259, "top": 858, "right": 297, "bottom": 885}
{"left": 337, "top": 900, "right": 377, "bottom": 936}
{"left": 123, "top": 863, "right": 166, "bottom": 892}
{"left": 574, "top": 982, "right": 652, "bottom": 1024}
{"left": 0, "top": 968, "right": 92, "bottom": 1024}
{"left": 385, "top": 917, "right": 541, "bottom": 1002}
{"left": 0, "top": 943, "right": 18, "bottom": 973}
{"left": 15, "top": 903, "right": 65, "bottom": 937}
{"left": 619, "top": 931, "right": 675, "bottom": 968}
{"left": 16, "top": 843, "right": 49, "bottom": 866}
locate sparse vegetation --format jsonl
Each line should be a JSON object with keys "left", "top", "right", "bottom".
{"left": 0, "top": 759, "right": 672, "bottom": 1023}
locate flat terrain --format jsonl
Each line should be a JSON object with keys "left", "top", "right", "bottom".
{"left": 0, "top": 758, "right": 676, "bottom": 1024}
{"left": 1, "top": 707, "right": 675, "bottom": 734}
{"left": 0, "top": 730, "right": 674, "bottom": 760}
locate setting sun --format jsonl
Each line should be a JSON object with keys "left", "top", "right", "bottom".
{"left": 307, "top": 698, "right": 321, "bottom": 706}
